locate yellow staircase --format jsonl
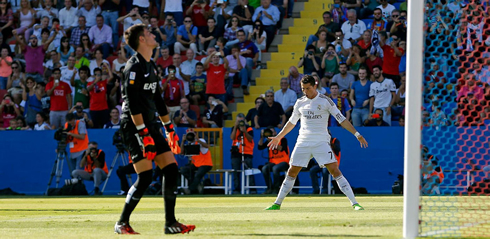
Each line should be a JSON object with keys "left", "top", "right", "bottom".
{"left": 224, "top": 0, "right": 334, "bottom": 127}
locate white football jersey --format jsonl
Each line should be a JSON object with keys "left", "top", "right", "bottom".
{"left": 289, "top": 93, "right": 346, "bottom": 143}
{"left": 369, "top": 78, "right": 396, "bottom": 108}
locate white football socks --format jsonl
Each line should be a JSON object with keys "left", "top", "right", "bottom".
{"left": 274, "top": 175, "right": 296, "bottom": 205}
{"left": 335, "top": 175, "right": 358, "bottom": 205}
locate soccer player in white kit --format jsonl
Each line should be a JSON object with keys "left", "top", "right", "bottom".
{"left": 265, "top": 75, "right": 368, "bottom": 210}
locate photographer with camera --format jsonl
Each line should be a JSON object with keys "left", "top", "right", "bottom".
{"left": 258, "top": 127, "right": 290, "bottom": 194}
{"left": 298, "top": 45, "right": 321, "bottom": 75}
{"left": 71, "top": 141, "right": 108, "bottom": 195}
{"left": 230, "top": 113, "right": 255, "bottom": 194}
{"left": 62, "top": 112, "right": 89, "bottom": 173}
{"left": 179, "top": 129, "right": 213, "bottom": 195}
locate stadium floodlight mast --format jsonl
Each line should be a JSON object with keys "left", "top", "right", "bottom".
{"left": 404, "top": 0, "right": 424, "bottom": 238}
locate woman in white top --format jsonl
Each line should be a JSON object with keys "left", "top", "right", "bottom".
{"left": 14, "top": 0, "right": 35, "bottom": 40}
{"left": 248, "top": 20, "right": 266, "bottom": 63}
{"left": 34, "top": 112, "right": 51, "bottom": 130}
{"left": 112, "top": 47, "right": 127, "bottom": 75}
{"left": 89, "top": 48, "right": 109, "bottom": 75}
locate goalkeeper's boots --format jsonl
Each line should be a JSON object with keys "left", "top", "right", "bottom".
{"left": 265, "top": 204, "right": 281, "bottom": 210}
{"left": 352, "top": 203, "right": 365, "bottom": 210}
{"left": 165, "top": 221, "right": 196, "bottom": 234}
{"left": 114, "top": 221, "right": 139, "bottom": 234}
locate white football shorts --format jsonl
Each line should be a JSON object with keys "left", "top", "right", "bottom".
{"left": 290, "top": 141, "right": 336, "bottom": 168}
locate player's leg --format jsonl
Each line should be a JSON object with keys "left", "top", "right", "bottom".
{"left": 272, "top": 162, "right": 289, "bottom": 193}
{"left": 324, "top": 163, "right": 363, "bottom": 210}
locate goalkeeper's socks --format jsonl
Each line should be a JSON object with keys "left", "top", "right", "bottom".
{"left": 119, "top": 170, "right": 153, "bottom": 223}
{"left": 335, "top": 175, "right": 358, "bottom": 206}
{"left": 274, "top": 175, "right": 296, "bottom": 205}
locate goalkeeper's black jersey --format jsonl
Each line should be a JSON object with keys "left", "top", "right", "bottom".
{"left": 121, "top": 53, "right": 168, "bottom": 124}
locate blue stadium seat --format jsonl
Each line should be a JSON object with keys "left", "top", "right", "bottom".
{"left": 391, "top": 121, "right": 400, "bottom": 127}
{"left": 393, "top": 2, "right": 402, "bottom": 10}
{"left": 362, "top": 19, "right": 374, "bottom": 29}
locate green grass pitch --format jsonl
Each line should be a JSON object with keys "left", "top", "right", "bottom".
{"left": 0, "top": 195, "right": 403, "bottom": 238}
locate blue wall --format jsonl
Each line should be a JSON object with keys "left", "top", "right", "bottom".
{"left": 0, "top": 127, "right": 405, "bottom": 195}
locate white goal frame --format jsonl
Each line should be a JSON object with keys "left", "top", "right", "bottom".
{"left": 403, "top": 0, "right": 425, "bottom": 238}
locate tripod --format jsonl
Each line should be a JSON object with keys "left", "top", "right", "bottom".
{"left": 101, "top": 145, "right": 132, "bottom": 193}
{"left": 45, "top": 142, "right": 68, "bottom": 195}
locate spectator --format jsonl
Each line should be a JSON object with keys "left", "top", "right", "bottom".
{"left": 328, "top": 82, "right": 351, "bottom": 127}
{"left": 224, "top": 16, "right": 243, "bottom": 48}
{"left": 13, "top": 28, "right": 57, "bottom": 83}
{"left": 19, "top": 77, "right": 41, "bottom": 127}
{"left": 165, "top": 54, "right": 188, "bottom": 94}
{"left": 77, "top": 0, "right": 101, "bottom": 28}
{"left": 38, "top": 29, "right": 56, "bottom": 54}
{"left": 255, "top": 89, "right": 285, "bottom": 129}
{"left": 346, "top": 44, "right": 365, "bottom": 75}
{"left": 398, "top": 116, "right": 405, "bottom": 127}
{"left": 350, "top": 68, "right": 372, "bottom": 127}
{"left": 246, "top": 96, "right": 264, "bottom": 128}
{"left": 330, "top": 0, "right": 347, "bottom": 24}
{"left": 203, "top": 95, "right": 228, "bottom": 128}
{"left": 71, "top": 141, "right": 108, "bottom": 195}
{"left": 392, "top": 73, "right": 405, "bottom": 120}
{"left": 365, "top": 108, "right": 390, "bottom": 126}
{"left": 189, "top": 62, "right": 206, "bottom": 105}
{"left": 180, "top": 48, "right": 198, "bottom": 83}
{"left": 230, "top": 113, "right": 255, "bottom": 194}
{"left": 369, "top": 65, "right": 396, "bottom": 126}
{"left": 112, "top": 47, "right": 127, "bottom": 75}
{"left": 288, "top": 65, "right": 303, "bottom": 98}
{"left": 59, "top": 0, "right": 77, "bottom": 33}
{"left": 233, "top": 0, "right": 254, "bottom": 33}
{"left": 360, "top": 0, "right": 379, "bottom": 19}
{"left": 341, "top": 9, "right": 366, "bottom": 44}
{"left": 13, "top": 0, "right": 35, "bottom": 40}
{"left": 331, "top": 63, "right": 354, "bottom": 92}
{"left": 198, "top": 17, "right": 218, "bottom": 54}
{"left": 306, "top": 11, "right": 339, "bottom": 47}
{"left": 46, "top": 68, "right": 71, "bottom": 128}
{"left": 70, "top": 65, "right": 90, "bottom": 111}
{"left": 161, "top": 0, "right": 184, "bottom": 26}
{"left": 174, "top": 98, "right": 197, "bottom": 128}
{"left": 357, "top": 30, "right": 372, "bottom": 53}
{"left": 149, "top": 16, "right": 164, "bottom": 46}
{"left": 379, "top": 31, "right": 404, "bottom": 86}
{"left": 102, "top": 108, "right": 120, "bottom": 129}
{"left": 342, "top": 0, "right": 362, "bottom": 17}
{"left": 57, "top": 36, "right": 74, "bottom": 63}
{"left": 274, "top": 77, "right": 296, "bottom": 118}
{"left": 69, "top": 16, "right": 89, "bottom": 47}
{"left": 186, "top": 0, "right": 212, "bottom": 35}
{"left": 74, "top": 45, "right": 91, "bottom": 69}
{"left": 204, "top": 51, "right": 228, "bottom": 103}
{"left": 252, "top": 0, "right": 280, "bottom": 49}
{"left": 370, "top": 8, "right": 386, "bottom": 32}
{"left": 60, "top": 55, "right": 78, "bottom": 96}
{"left": 0, "top": 94, "right": 20, "bottom": 127}
{"left": 33, "top": 112, "right": 51, "bottom": 130}
{"left": 208, "top": 1, "right": 233, "bottom": 38}
{"left": 457, "top": 77, "right": 484, "bottom": 101}
{"left": 7, "top": 61, "right": 24, "bottom": 91}
{"left": 227, "top": 44, "right": 249, "bottom": 95}
{"left": 320, "top": 44, "right": 340, "bottom": 86}
{"left": 311, "top": 29, "right": 329, "bottom": 58}
{"left": 298, "top": 45, "right": 321, "bottom": 75}
{"left": 116, "top": 7, "right": 143, "bottom": 35}
{"left": 258, "top": 127, "right": 289, "bottom": 194}
{"left": 161, "top": 13, "right": 178, "bottom": 54}
{"left": 162, "top": 64, "right": 185, "bottom": 120}
{"left": 332, "top": 29, "right": 351, "bottom": 61}
{"left": 69, "top": 103, "right": 94, "bottom": 128}
{"left": 0, "top": 45, "right": 11, "bottom": 89}
{"left": 36, "top": 0, "right": 58, "bottom": 27}
{"left": 248, "top": 19, "right": 266, "bottom": 66}
{"left": 180, "top": 129, "right": 213, "bottom": 195}
{"left": 87, "top": 67, "right": 110, "bottom": 128}
{"left": 99, "top": 0, "right": 119, "bottom": 47}
{"left": 376, "top": 0, "right": 396, "bottom": 21}
{"left": 88, "top": 14, "right": 112, "bottom": 59}
{"left": 174, "top": 16, "right": 198, "bottom": 55}
{"left": 89, "top": 48, "right": 109, "bottom": 75}
{"left": 237, "top": 30, "right": 259, "bottom": 81}
{"left": 0, "top": 1, "right": 13, "bottom": 40}
{"left": 365, "top": 48, "right": 383, "bottom": 77}
{"left": 155, "top": 45, "right": 173, "bottom": 70}
{"left": 388, "top": 10, "right": 407, "bottom": 40}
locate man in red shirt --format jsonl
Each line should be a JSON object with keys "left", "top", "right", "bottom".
{"left": 161, "top": 65, "right": 185, "bottom": 120}
{"left": 204, "top": 51, "right": 229, "bottom": 103}
{"left": 379, "top": 31, "right": 404, "bottom": 87}
{"left": 87, "top": 67, "right": 110, "bottom": 128}
{"left": 155, "top": 45, "right": 173, "bottom": 70}
{"left": 185, "top": 0, "right": 212, "bottom": 34}
{"left": 46, "top": 68, "right": 72, "bottom": 129}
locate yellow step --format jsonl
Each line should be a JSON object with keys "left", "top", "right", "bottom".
{"left": 288, "top": 26, "right": 318, "bottom": 35}
{"left": 259, "top": 69, "right": 289, "bottom": 78}
{"left": 266, "top": 60, "right": 299, "bottom": 69}
{"left": 303, "top": 1, "right": 334, "bottom": 11}
{"left": 231, "top": 111, "right": 249, "bottom": 120}
{"left": 255, "top": 78, "right": 281, "bottom": 86}
{"left": 224, "top": 120, "right": 235, "bottom": 128}
{"left": 282, "top": 35, "right": 311, "bottom": 44}
{"left": 301, "top": 11, "right": 327, "bottom": 19}
{"left": 278, "top": 44, "right": 305, "bottom": 52}
{"left": 294, "top": 18, "right": 323, "bottom": 28}
{"left": 250, "top": 85, "right": 279, "bottom": 95}
{"left": 270, "top": 52, "right": 304, "bottom": 61}
{"left": 244, "top": 93, "right": 262, "bottom": 102}
{"left": 236, "top": 102, "right": 255, "bottom": 112}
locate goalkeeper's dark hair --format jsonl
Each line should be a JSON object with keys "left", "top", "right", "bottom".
{"left": 124, "top": 24, "right": 147, "bottom": 51}
{"left": 301, "top": 75, "right": 317, "bottom": 87}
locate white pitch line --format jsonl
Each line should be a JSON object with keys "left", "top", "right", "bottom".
{"left": 420, "top": 220, "right": 490, "bottom": 237}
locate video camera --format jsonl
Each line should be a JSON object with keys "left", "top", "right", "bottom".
{"left": 113, "top": 130, "right": 125, "bottom": 152}
{"left": 185, "top": 131, "right": 196, "bottom": 142}
{"left": 262, "top": 128, "right": 273, "bottom": 138}
{"left": 183, "top": 130, "right": 200, "bottom": 156}
{"left": 54, "top": 124, "right": 73, "bottom": 148}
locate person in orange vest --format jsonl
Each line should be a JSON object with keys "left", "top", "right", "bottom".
{"left": 179, "top": 129, "right": 213, "bottom": 195}
{"left": 64, "top": 113, "right": 89, "bottom": 173}
{"left": 71, "top": 141, "right": 108, "bottom": 195}
{"left": 230, "top": 113, "right": 256, "bottom": 194}
{"left": 421, "top": 146, "right": 444, "bottom": 195}
{"left": 258, "top": 127, "right": 291, "bottom": 194}
{"left": 309, "top": 132, "right": 341, "bottom": 194}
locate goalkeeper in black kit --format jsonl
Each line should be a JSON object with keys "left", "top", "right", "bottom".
{"left": 114, "top": 24, "right": 195, "bottom": 235}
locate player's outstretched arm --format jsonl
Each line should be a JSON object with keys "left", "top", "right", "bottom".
{"left": 267, "top": 122, "right": 295, "bottom": 150}
{"left": 340, "top": 120, "right": 368, "bottom": 148}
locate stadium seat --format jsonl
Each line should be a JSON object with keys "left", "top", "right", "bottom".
{"left": 393, "top": 2, "right": 401, "bottom": 10}
{"left": 362, "top": 19, "right": 374, "bottom": 29}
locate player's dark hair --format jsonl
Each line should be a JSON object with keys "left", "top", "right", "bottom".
{"left": 301, "top": 75, "right": 317, "bottom": 87}
{"left": 124, "top": 23, "right": 147, "bottom": 51}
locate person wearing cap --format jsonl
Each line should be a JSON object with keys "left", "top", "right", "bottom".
{"left": 364, "top": 108, "right": 389, "bottom": 126}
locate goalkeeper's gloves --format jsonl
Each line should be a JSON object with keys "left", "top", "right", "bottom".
{"left": 136, "top": 127, "right": 157, "bottom": 160}
{"left": 163, "top": 121, "right": 174, "bottom": 133}
{"left": 166, "top": 131, "right": 181, "bottom": 154}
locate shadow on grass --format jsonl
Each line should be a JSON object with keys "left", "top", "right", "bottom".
{"left": 239, "top": 233, "right": 380, "bottom": 237}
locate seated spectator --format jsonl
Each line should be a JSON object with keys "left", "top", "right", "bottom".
{"left": 33, "top": 112, "right": 51, "bottom": 130}
{"left": 44, "top": 50, "right": 65, "bottom": 77}
{"left": 7, "top": 62, "right": 25, "bottom": 95}
{"left": 457, "top": 78, "right": 484, "bottom": 101}
{"left": 226, "top": 44, "right": 249, "bottom": 95}
{"left": 186, "top": 0, "right": 212, "bottom": 35}
{"left": 71, "top": 141, "right": 108, "bottom": 195}
{"left": 74, "top": 45, "right": 91, "bottom": 69}
{"left": 88, "top": 15, "right": 112, "bottom": 59}
{"left": 0, "top": 94, "right": 20, "bottom": 128}
{"left": 69, "top": 16, "right": 90, "bottom": 47}
{"left": 149, "top": 16, "right": 164, "bottom": 46}
{"left": 46, "top": 68, "right": 72, "bottom": 128}
{"left": 180, "top": 49, "right": 198, "bottom": 85}
{"left": 330, "top": 0, "right": 347, "bottom": 24}
{"left": 13, "top": 0, "right": 35, "bottom": 41}
{"left": 252, "top": 0, "right": 280, "bottom": 49}
{"left": 49, "top": 19, "right": 65, "bottom": 49}
{"left": 0, "top": 118, "right": 19, "bottom": 130}
{"left": 233, "top": 0, "right": 255, "bottom": 33}
{"left": 162, "top": 64, "right": 185, "bottom": 120}
{"left": 87, "top": 67, "right": 110, "bottom": 128}
{"left": 198, "top": 17, "right": 218, "bottom": 55}
{"left": 364, "top": 109, "right": 390, "bottom": 126}
{"left": 59, "top": 0, "right": 77, "bottom": 34}
{"left": 376, "top": 0, "right": 396, "bottom": 21}
{"left": 387, "top": 10, "right": 407, "bottom": 40}
{"left": 203, "top": 95, "right": 228, "bottom": 128}
{"left": 274, "top": 77, "right": 296, "bottom": 118}
{"left": 298, "top": 45, "right": 321, "bottom": 75}
{"left": 38, "top": 29, "right": 56, "bottom": 54}
{"left": 350, "top": 68, "right": 372, "bottom": 127}
{"left": 112, "top": 47, "right": 127, "bottom": 75}
{"left": 248, "top": 20, "right": 267, "bottom": 66}
{"left": 189, "top": 62, "right": 207, "bottom": 105}
{"left": 224, "top": 16, "right": 243, "bottom": 48}
{"left": 161, "top": 13, "right": 178, "bottom": 55}
{"left": 358, "top": 30, "right": 372, "bottom": 53}
{"left": 346, "top": 44, "right": 365, "bottom": 75}
{"left": 174, "top": 16, "right": 198, "bottom": 55}
{"left": 379, "top": 31, "right": 404, "bottom": 86}
{"left": 328, "top": 82, "right": 351, "bottom": 127}
{"left": 204, "top": 51, "right": 228, "bottom": 103}
{"left": 165, "top": 54, "right": 188, "bottom": 95}
{"left": 155, "top": 45, "right": 173, "bottom": 70}
{"left": 370, "top": 8, "right": 386, "bottom": 32}
{"left": 343, "top": 0, "right": 362, "bottom": 18}
{"left": 174, "top": 98, "right": 197, "bottom": 128}
{"left": 180, "top": 128, "right": 213, "bottom": 195}
{"left": 306, "top": 11, "right": 339, "bottom": 47}
{"left": 0, "top": 2, "right": 13, "bottom": 40}
{"left": 320, "top": 44, "right": 340, "bottom": 86}
{"left": 312, "top": 29, "right": 329, "bottom": 58}
{"left": 76, "top": 0, "right": 101, "bottom": 28}
{"left": 237, "top": 30, "right": 259, "bottom": 81}
{"left": 332, "top": 29, "right": 351, "bottom": 60}
{"left": 288, "top": 66, "right": 304, "bottom": 98}
{"left": 341, "top": 9, "right": 366, "bottom": 44}
{"left": 254, "top": 90, "right": 285, "bottom": 129}
{"left": 20, "top": 77, "right": 43, "bottom": 127}
{"left": 103, "top": 108, "right": 120, "bottom": 129}
{"left": 246, "top": 97, "right": 264, "bottom": 128}
{"left": 69, "top": 103, "right": 94, "bottom": 128}
{"left": 331, "top": 63, "right": 355, "bottom": 92}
